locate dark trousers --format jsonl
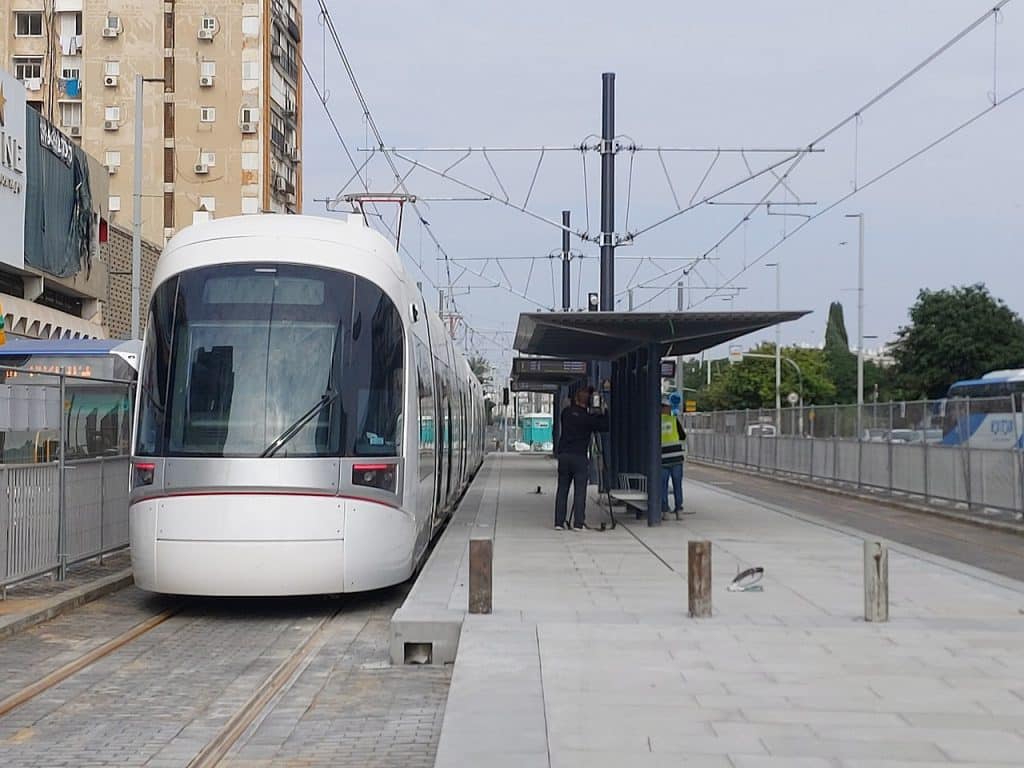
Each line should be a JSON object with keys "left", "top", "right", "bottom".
{"left": 661, "top": 462, "right": 684, "bottom": 512}
{"left": 555, "top": 453, "right": 589, "bottom": 527}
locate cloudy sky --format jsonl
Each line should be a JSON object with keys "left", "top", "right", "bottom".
{"left": 300, "top": 1, "right": 1023, "bottom": 376}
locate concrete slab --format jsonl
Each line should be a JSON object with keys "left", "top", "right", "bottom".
{"left": 434, "top": 454, "right": 1024, "bottom": 767}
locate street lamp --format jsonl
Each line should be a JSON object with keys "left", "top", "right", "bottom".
{"left": 844, "top": 213, "right": 865, "bottom": 438}
{"left": 765, "top": 262, "right": 781, "bottom": 429}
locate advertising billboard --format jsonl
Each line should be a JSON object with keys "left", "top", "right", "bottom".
{"left": 0, "top": 68, "right": 26, "bottom": 269}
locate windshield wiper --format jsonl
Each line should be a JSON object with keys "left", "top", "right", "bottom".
{"left": 260, "top": 390, "right": 339, "bottom": 458}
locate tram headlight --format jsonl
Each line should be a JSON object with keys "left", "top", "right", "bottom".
{"left": 132, "top": 461, "right": 156, "bottom": 489}
{"left": 352, "top": 463, "right": 397, "bottom": 493}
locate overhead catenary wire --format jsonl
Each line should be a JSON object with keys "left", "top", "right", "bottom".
{"left": 628, "top": 0, "right": 1017, "bottom": 311}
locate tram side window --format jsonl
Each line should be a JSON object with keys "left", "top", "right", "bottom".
{"left": 349, "top": 289, "right": 404, "bottom": 457}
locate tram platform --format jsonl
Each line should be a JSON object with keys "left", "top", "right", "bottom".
{"left": 424, "top": 453, "right": 1024, "bottom": 768}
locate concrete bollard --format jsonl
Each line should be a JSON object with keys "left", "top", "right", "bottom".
{"left": 863, "top": 540, "right": 889, "bottom": 622}
{"left": 468, "top": 538, "right": 493, "bottom": 614}
{"left": 688, "top": 540, "right": 712, "bottom": 618}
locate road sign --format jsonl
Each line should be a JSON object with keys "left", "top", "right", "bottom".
{"left": 787, "top": 392, "right": 799, "bottom": 406}
{"left": 685, "top": 400, "right": 697, "bottom": 413}
{"left": 728, "top": 345, "right": 743, "bottom": 363}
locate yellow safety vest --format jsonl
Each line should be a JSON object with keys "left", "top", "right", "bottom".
{"left": 661, "top": 414, "right": 685, "bottom": 464}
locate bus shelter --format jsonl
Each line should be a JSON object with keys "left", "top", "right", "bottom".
{"left": 514, "top": 310, "right": 808, "bottom": 525}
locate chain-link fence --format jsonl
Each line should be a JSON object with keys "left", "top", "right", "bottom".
{"left": 1, "top": 369, "right": 134, "bottom": 593}
{"left": 683, "top": 397, "right": 1024, "bottom": 519}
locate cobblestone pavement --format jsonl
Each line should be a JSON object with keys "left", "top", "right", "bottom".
{"left": 222, "top": 596, "right": 451, "bottom": 768}
{"left": 0, "top": 583, "right": 450, "bottom": 767}
{"left": 0, "top": 586, "right": 172, "bottom": 696}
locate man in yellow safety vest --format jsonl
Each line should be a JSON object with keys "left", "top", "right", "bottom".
{"left": 660, "top": 398, "right": 690, "bottom": 518}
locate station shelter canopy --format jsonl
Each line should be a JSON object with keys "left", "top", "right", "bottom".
{"left": 514, "top": 310, "right": 811, "bottom": 360}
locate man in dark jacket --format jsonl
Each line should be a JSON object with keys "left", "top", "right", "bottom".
{"left": 554, "top": 386, "right": 608, "bottom": 530}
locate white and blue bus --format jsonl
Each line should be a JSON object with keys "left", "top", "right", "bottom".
{"left": 0, "top": 338, "right": 140, "bottom": 462}
{"left": 942, "top": 369, "right": 1024, "bottom": 449}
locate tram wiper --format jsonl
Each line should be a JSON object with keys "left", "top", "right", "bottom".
{"left": 260, "top": 390, "right": 340, "bottom": 458}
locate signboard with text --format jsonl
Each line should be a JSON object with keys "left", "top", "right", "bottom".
{"left": 0, "top": 68, "right": 26, "bottom": 269}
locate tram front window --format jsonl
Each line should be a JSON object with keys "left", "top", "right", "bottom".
{"left": 136, "top": 264, "right": 404, "bottom": 458}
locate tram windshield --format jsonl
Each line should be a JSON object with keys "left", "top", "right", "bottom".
{"left": 136, "top": 263, "right": 404, "bottom": 458}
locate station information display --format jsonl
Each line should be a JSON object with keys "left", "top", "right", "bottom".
{"left": 511, "top": 358, "right": 588, "bottom": 375}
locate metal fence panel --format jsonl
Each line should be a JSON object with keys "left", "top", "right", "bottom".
{"left": 5, "top": 464, "right": 60, "bottom": 584}
{"left": 860, "top": 442, "right": 890, "bottom": 490}
{"left": 66, "top": 459, "right": 104, "bottom": 562}
{"left": 101, "top": 457, "right": 130, "bottom": 552}
{"left": 891, "top": 443, "right": 926, "bottom": 496}
{"left": 971, "top": 448, "right": 1019, "bottom": 512}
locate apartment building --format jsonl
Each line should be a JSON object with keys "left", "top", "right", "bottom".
{"left": 2, "top": 0, "right": 301, "bottom": 246}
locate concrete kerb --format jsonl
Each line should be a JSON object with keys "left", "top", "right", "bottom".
{"left": 0, "top": 569, "right": 135, "bottom": 641}
{"left": 690, "top": 457, "right": 1024, "bottom": 537}
{"left": 389, "top": 456, "right": 500, "bottom": 666}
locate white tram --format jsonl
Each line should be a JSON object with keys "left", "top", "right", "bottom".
{"left": 129, "top": 215, "right": 485, "bottom": 595}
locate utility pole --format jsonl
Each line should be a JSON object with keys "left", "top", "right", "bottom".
{"left": 846, "top": 213, "right": 865, "bottom": 438}
{"left": 131, "top": 74, "right": 144, "bottom": 340}
{"left": 775, "top": 264, "right": 781, "bottom": 429}
{"left": 599, "top": 73, "right": 615, "bottom": 311}
{"left": 132, "top": 75, "right": 163, "bottom": 340}
{"left": 561, "top": 210, "right": 571, "bottom": 310}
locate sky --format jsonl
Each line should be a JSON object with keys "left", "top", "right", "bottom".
{"left": 300, "top": 1, "right": 1024, "bottom": 379}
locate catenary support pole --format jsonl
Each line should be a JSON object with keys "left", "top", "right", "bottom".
{"left": 675, "top": 282, "right": 685, "bottom": 399}
{"left": 599, "top": 73, "right": 615, "bottom": 311}
{"left": 131, "top": 74, "right": 144, "bottom": 340}
{"left": 57, "top": 369, "right": 67, "bottom": 580}
{"left": 775, "top": 263, "right": 781, "bottom": 430}
{"left": 561, "top": 210, "right": 571, "bottom": 310}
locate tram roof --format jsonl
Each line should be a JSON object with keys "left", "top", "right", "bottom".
{"left": 514, "top": 310, "right": 810, "bottom": 360}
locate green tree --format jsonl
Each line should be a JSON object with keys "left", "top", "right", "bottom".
{"left": 823, "top": 302, "right": 857, "bottom": 402}
{"left": 700, "top": 343, "right": 836, "bottom": 410}
{"left": 467, "top": 355, "right": 491, "bottom": 387}
{"left": 891, "top": 284, "right": 1024, "bottom": 398}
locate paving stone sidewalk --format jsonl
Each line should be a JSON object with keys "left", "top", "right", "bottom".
{"left": 435, "top": 454, "right": 1024, "bottom": 768}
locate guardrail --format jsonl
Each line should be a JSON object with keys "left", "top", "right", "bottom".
{"left": 1, "top": 455, "right": 131, "bottom": 593}
{"left": 686, "top": 431, "right": 1024, "bottom": 517}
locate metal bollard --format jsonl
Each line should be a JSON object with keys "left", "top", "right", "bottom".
{"left": 468, "top": 538, "right": 493, "bottom": 614}
{"left": 688, "top": 540, "right": 712, "bottom": 618}
{"left": 863, "top": 540, "right": 889, "bottom": 622}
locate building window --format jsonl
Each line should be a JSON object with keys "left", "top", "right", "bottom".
{"left": 62, "top": 65, "right": 81, "bottom": 81}
{"left": 201, "top": 60, "right": 217, "bottom": 77}
{"left": 199, "top": 196, "right": 216, "bottom": 212}
{"left": 109, "top": 196, "right": 122, "bottom": 212}
{"left": 106, "top": 151, "right": 121, "bottom": 168}
{"left": 105, "top": 106, "right": 121, "bottom": 122}
{"left": 242, "top": 197, "right": 259, "bottom": 215}
{"left": 240, "top": 106, "right": 259, "bottom": 124}
{"left": 15, "top": 11, "right": 43, "bottom": 37}
{"left": 242, "top": 61, "right": 259, "bottom": 81}
{"left": 105, "top": 60, "right": 121, "bottom": 76}
{"left": 13, "top": 57, "right": 43, "bottom": 81}
{"left": 59, "top": 102, "right": 82, "bottom": 128}
{"left": 200, "top": 107, "right": 216, "bottom": 123}
{"left": 201, "top": 16, "right": 217, "bottom": 31}
{"left": 200, "top": 151, "right": 216, "bottom": 166}
{"left": 75, "top": 12, "right": 83, "bottom": 35}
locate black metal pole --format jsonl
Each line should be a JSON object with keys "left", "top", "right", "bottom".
{"left": 646, "top": 343, "right": 663, "bottom": 526}
{"left": 561, "top": 210, "right": 571, "bottom": 311}
{"left": 599, "top": 73, "right": 615, "bottom": 311}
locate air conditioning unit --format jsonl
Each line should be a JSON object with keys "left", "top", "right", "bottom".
{"left": 104, "top": 120, "right": 119, "bottom": 131}
{"left": 69, "top": 126, "right": 82, "bottom": 137}
{"left": 271, "top": 44, "right": 283, "bottom": 59}
{"left": 240, "top": 121, "right": 256, "bottom": 134}
{"left": 194, "top": 163, "right": 209, "bottom": 175}
{"left": 104, "top": 75, "right": 118, "bottom": 87}
{"left": 199, "top": 75, "right": 214, "bottom": 87}
{"left": 107, "top": 164, "right": 117, "bottom": 175}
{"left": 102, "top": 26, "right": 120, "bottom": 38}
{"left": 198, "top": 28, "right": 214, "bottom": 40}
{"left": 275, "top": 177, "right": 288, "bottom": 192}
{"left": 290, "top": 147, "right": 301, "bottom": 163}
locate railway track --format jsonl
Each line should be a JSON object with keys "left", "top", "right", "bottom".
{"left": 0, "top": 605, "right": 182, "bottom": 719}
